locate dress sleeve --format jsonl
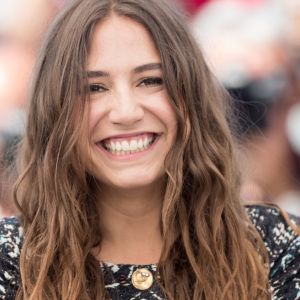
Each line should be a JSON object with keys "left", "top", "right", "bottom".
{"left": 247, "top": 205, "right": 300, "bottom": 300}
{"left": 0, "top": 217, "right": 22, "bottom": 300}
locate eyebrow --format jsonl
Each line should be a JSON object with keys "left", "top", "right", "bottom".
{"left": 87, "top": 70, "right": 109, "bottom": 78}
{"left": 86, "top": 63, "right": 162, "bottom": 78}
{"left": 133, "top": 63, "right": 162, "bottom": 74}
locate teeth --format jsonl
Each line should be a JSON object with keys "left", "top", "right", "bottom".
{"left": 143, "top": 137, "right": 149, "bottom": 148}
{"left": 111, "top": 142, "right": 116, "bottom": 151}
{"left": 130, "top": 140, "right": 138, "bottom": 151}
{"left": 115, "top": 141, "right": 122, "bottom": 151}
{"left": 104, "top": 136, "right": 156, "bottom": 155}
{"left": 138, "top": 139, "right": 144, "bottom": 149}
{"left": 121, "top": 141, "right": 130, "bottom": 151}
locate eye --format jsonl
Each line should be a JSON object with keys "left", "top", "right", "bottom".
{"left": 88, "top": 84, "right": 108, "bottom": 94}
{"left": 138, "top": 77, "right": 163, "bottom": 87}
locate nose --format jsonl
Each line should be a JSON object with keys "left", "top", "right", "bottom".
{"left": 109, "top": 89, "right": 144, "bottom": 126}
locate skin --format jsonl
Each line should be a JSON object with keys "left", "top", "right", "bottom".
{"left": 86, "top": 15, "right": 177, "bottom": 264}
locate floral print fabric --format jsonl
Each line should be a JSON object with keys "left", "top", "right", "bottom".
{"left": 0, "top": 205, "right": 300, "bottom": 299}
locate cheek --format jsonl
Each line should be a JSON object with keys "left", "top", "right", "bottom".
{"left": 151, "top": 98, "right": 177, "bottom": 134}
{"left": 159, "top": 102, "right": 178, "bottom": 148}
{"left": 88, "top": 101, "right": 108, "bottom": 135}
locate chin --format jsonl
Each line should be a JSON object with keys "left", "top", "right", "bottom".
{"left": 98, "top": 168, "right": 165, "bottom": 191}
{"left": 89, "top": 158, "right": 166, "bottom": 191}
{"left": 112, "top": 175, "right": 161, "bottom": 190}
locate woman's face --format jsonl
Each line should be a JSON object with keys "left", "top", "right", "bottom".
{"left": 86, "top": 15, "right": 177, "bottom": 192}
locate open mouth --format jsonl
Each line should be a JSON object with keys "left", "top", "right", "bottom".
{"left": 98, "top": 133, "right": 160, "bottom": 156}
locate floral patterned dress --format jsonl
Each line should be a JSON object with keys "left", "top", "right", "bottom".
{"left": 0, "top": 205, "right": 300, "bottom": 299}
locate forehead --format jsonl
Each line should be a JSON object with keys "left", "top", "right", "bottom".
{"left": 86, "top": 15, "right": 161, "bottom": 70}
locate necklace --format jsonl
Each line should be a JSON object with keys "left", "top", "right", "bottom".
{"left": 101, "top": 262, "right": 161, "bottom": 290}
{"left": 131, "top": 267, "right": 154, "bottom": 290}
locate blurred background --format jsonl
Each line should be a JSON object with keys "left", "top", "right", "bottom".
{"left": 0, "top": 0, "right": 300, "bottom": 216}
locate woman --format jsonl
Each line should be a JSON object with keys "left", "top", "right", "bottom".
{"left": 0, "top": 0, "right": 299, "bottom": 299}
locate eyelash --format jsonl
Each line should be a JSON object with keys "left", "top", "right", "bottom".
{"left": 138, "top": 77, "right": 163, "bottom": 87}
{"left": 89, "top": 84, "right": 108, "bottom": 94}
{"left": 88, "top": 77, "right": 163, "bottom": 94}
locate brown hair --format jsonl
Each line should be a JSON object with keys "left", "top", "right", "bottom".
{"left": 14, "top": 0, "right": 269, "bottom": 299}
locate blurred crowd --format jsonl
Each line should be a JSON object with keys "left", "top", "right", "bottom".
{"left": 0, "top": 0, "right": 63, "bottom": 216}
{"left": 1, "top": 0, "right": 300, "bottom": 217}
{"left": 191, "top": 0, "right": 300, "bottom": 215}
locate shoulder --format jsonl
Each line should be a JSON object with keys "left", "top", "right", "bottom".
{"left": 0, "top": 216, "right": 22, "bottom": 299}
{"left": 245, "top": 204, "right": 300, "bottom": 261}
{"left": 0, "top": 216, "right": 23, "bottom": 257}
{"left": 246, "top": 204, "right": 300, "bottom": 300}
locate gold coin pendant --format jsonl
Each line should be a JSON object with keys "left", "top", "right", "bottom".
{"left": 131, "top": 268, "right": 154, "bottom": 290}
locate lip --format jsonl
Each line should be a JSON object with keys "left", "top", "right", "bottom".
{"left": 98, "top": 131, "right": 159, "bottom": 143}
{"left": 96, "top": 133, "right": 161, "bottom": 161}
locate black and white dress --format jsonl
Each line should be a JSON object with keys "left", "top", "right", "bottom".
{"left": 1, "top": 205, "right": 300, "bottom": 300}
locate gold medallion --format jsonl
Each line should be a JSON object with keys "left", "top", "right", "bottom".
{"left": 131, "top": 268, "right": 154, "bottom": 290}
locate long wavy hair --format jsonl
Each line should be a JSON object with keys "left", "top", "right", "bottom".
{"left": 14, "top": 0, "right": 270, "bottom": 299}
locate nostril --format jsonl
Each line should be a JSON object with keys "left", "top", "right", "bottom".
{"left": 109, "top": 106, "right": 144, "bottom": 125}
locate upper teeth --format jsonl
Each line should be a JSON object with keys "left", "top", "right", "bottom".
{"left": 105, "top": 136, "right": 155, "bottom": 153}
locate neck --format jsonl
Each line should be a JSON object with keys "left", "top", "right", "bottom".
{"left": 95, "top": 184, "right": 164, "bottom": 265}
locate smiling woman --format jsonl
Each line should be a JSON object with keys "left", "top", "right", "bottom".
{"left": 86, "top": 16, "right": 176, "bottom": 192}
{"left": 0, "top": 0, "right": 300, "bottom": 300}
